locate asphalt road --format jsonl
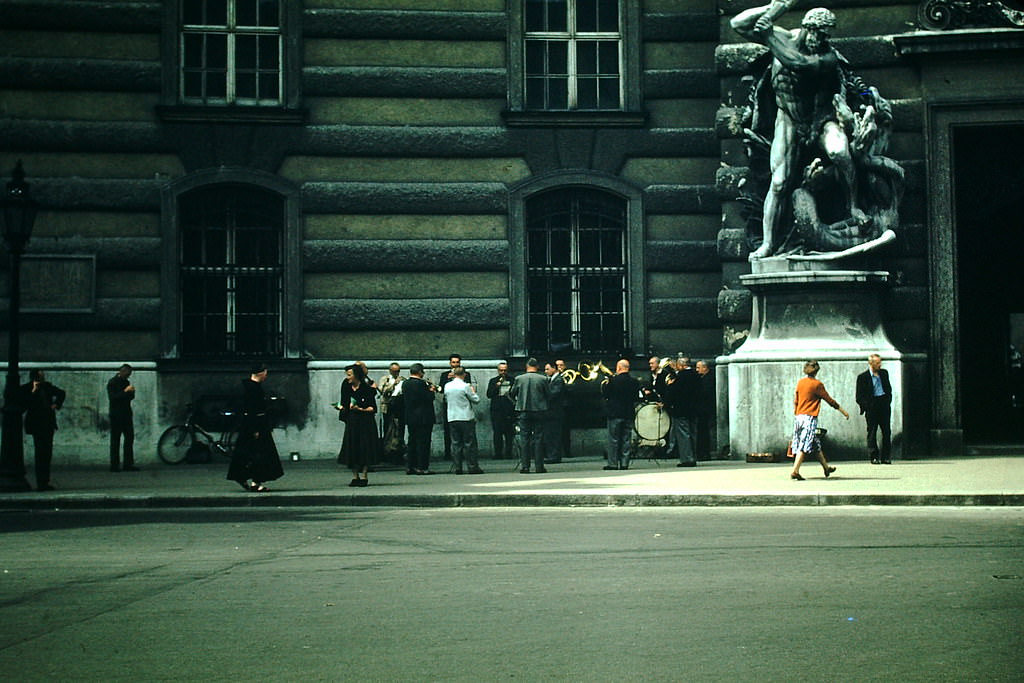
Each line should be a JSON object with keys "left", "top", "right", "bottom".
{"left": 1, "top": 507, "right": 1022, "bottom": 682}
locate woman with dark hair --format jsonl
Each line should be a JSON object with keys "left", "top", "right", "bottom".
{"left": 227, "top": 363, "right": 284, "bottom": 492}
{"left": 336, "top": 363, "right": 379, "bottom": 486}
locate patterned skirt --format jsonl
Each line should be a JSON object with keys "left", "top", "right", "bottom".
{"left": 791, "top": 414, "right": 820, "bottom": 456}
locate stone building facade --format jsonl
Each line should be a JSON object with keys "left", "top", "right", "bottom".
{"left": 1, "top": 0, "right": 1022, "bottom": 461}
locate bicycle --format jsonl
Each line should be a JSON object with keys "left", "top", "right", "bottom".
{"left": 157, "top": 403, "right": 239, "bottom": 465}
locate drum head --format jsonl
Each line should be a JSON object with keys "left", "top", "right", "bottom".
{"left": 634, "top": 403, "right": 670, "bottom": 441}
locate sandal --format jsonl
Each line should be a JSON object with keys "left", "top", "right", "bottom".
{"left": 254, "top": 484, "right": 269, "bottom": 493}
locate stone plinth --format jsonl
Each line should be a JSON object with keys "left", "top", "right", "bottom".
{"left": 717, "top": 264, "right": 903, "bottom": 461}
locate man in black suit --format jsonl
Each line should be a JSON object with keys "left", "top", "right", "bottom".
{"left": 543, "top": 361, "right": 567, "bottom": 464}
{"left": 403, "top": 363, "right": 437, "bottom": 475}
{"left": 22, "top": 369, "right": 66, "bottom": 491}
{"left": 107, "top": 363, "right": 137, "bottom": 471}
{"left": 657, "top": 354, "right": 700, "bottom": 467}
{"left": 485, "top": 361, "right": 515, "bottom": 459}
{"left": 855, "top": 353, "right": 893, "bottom": 464}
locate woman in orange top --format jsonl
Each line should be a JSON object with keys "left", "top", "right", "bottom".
{"left": 790, "top": 360, "right": 849, "bottom": 480}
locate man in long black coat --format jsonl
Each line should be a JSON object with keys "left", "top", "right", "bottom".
{"left": 403, "top": 363, "right": 437, "bottom": 475}
{"left": 22, "top": 369, "right": 66, "bottom": 491}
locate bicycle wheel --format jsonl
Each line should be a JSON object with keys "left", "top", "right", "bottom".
{"left": 157, "top": 425, "right": 193, "bottom": 465}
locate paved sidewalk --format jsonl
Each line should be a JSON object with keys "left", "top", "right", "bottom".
{"left": 1, "top": 455, "right": 1023, "bottom": 508}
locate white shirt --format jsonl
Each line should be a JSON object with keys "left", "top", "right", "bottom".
{"left": 444, "top": 377, "right": 479, "bottom": 422}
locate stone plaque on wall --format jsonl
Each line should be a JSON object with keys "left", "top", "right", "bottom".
{"left": 22, "top": 254, "right": 96, "bottom": 313}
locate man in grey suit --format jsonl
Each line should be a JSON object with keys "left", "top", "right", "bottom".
{"left": 509, "top": 357, "right": 549, "bottom": 474}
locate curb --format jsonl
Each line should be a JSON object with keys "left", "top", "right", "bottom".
{"left": 2, "top": 492, "right": 1023, "bottom": 510}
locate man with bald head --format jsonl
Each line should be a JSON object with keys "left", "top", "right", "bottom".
{"left": 601, "top": 359, "right": 642, "bottom": 471}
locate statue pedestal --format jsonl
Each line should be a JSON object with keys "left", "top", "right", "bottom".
{"left": 717, "top": 262, "right": 903, "bottom": 460}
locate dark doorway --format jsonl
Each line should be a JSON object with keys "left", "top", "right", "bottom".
{"left": 954, "top": 124, "right": 1024, "bottom": 443}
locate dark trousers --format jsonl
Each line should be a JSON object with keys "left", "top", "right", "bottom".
{"left": 543, "top": 410, "right": 564, "bottom": 463}
{"left": 110, "top": 417, "right": 134, "bottom": 468}
{"left": 606, "top": 417, "right": 631, "bottom": 469}
{"left": 491, "top": 411, "right": 515, "bottom": 459}
{"left": 696, "top": 415, "right": 712, "bottom": 460}
{"left": 406, "top": 424, "right": 432, "bottom": 472}
{"left": 865, "top": 399, "right": 892, "bottom": 461}
{"left": 31, "top": 431, "right": 55, "bottom": 485}
{"left": 517, "top": 411, "right": 544, "bottom": 471}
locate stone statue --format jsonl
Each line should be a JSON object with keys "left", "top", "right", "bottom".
{"left": 730, "top": 1, "right": 903, "bottom": 260}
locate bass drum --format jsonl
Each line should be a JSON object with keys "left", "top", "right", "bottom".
{"left": 634, "top": 402, "right": 671, "bottom": 443}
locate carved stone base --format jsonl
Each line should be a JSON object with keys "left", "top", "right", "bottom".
{"left": 717, "top": 262, "right": 903, "bottom": 461}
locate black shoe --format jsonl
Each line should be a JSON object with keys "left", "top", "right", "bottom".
{"left": 602, "top": 465, "right": 619, "bottom": 471}
{"left": 37, "top": 483, "right": 55, "bottom": 492}
{"left": 520, "top": 469, "right": 530, "bottom": 474}
{"left": 677, "top": 462, "right": 696, "bottom": 467}
{"left": 123, "top": 465, "right": 140, "bottom": 471}
{"left": 467, "top": 468, "right": 485, "bottom": 475}
{"left": 881, "top": 460, "right": 892, "bottom": 464}
{"left": 357, "top": 479, "right": 368, "bottom": 487}
{"left": 348, "top": 478, "right": 360, "bottom": 487}
{"left": 535, "top": 467, "right": 548, "bottom": 474}
{"left": 870, "top": 458, "right": 881, "bottom": 465}
{"left": 406, "top": 469, "right": 417, "bottom": 475}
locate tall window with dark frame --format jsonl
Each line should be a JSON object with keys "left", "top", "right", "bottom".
{"left": 524, "top": 0, "right": 622, "bottom": 111}
{"left": 526, "top": 188, "right": 627, "bottom": 355}
{"left": 179, "top": 185, "right": 284, "bottom": 358}
{"left": 180, "top": 0, "right": 282, "bottom": 105}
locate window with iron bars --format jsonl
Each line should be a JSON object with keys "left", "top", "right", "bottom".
{"left": 526, "top": 188, "right": 627, "bottom": 355}
{"left": 180, "top": 0, "right": 282, "bottom": 105}
{"left": 179, "top": 185, "right": 284, "bottom": 357}
{"left": 524, "top": 0, "right": 623, "bottom": 111}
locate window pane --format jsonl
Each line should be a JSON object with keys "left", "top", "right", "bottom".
{"left": 547, "top": 0, "right": 567, "bottom": 32}
{"left": 577, "top": 41, "right": 597, "bottom": 75}
{"left": 206, "top": 71, "right": 227, "bottom": 98}
{"left": 525, "top": 41, "right": 545, "bottom": 75}
{"left": 547, "top": 77, "right": 568, "bottom": 109}
{"left": 577, "top": 77, "right": 597, "bottom": 110}
{"left": 525, "top": 0, "right": 545, "bottom": 32}
{"left": 258, "top": 74, "right": 279, "bottom": 100}
{"left": 601, "top": 229, "right": 623, "bottom": 265}
{"left": 548, "top": 41, "right": 567, "bottom": 75}
{"left": 577, "top": 0, "right": 597, "bottom": 32}
{"left": 236, "top": 35, "right": 256, "bottom": 69}
{"left": 259, "top": 35, "right": 279, "bottom": 69}
{"left": 598, "top": 0, "right": 619, "bottom": 32}
{"left": 183, "top": 0, "right": 203, "bottom": 25}
{"left": 237, "top": 0, "right": 258, "bottom": 27}
{"left": 258, "top": 0, "right": 280, "bottom": 28}
{"left": 208, "top": 0, "right": 227, "bottom": 26}
{"left": 236, "top": 72, "right": 256, "bottom": 99}
{"left": 550, "top": 277, "right": 571, "bottom": 310}
{"left": 183, "top": 34, "right": 203, "bottom": 68}
{"left": 598, "top": 77, "right": 619, "bottom": 110}
{"left": 207, "top": 33, "right": 227, "bottom": 68}
{"left": 550, "top": 230, "right": 570, "bottom": 265}
{"left": 598, "top": 41, "right": 618, "bottom": 74}
{"left": 183, "top": 71, "right": 203, "bottom": 98}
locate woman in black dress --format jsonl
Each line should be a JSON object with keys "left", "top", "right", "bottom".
{"left": 337, "top": 363, "right": 379, "bottom": 487}
{"left": 228, "top": 364, "right": 284, "bottom": 492}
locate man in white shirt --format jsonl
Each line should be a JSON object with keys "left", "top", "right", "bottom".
{"left": 443, "top": 366, "right": 484, "bottom": 474}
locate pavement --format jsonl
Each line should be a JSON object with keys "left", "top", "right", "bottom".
{"left": 1, "top": 454, "right": 1023, "bottom": 509}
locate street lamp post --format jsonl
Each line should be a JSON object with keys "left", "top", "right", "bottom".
{"left": 0, "top": 161, "right": 37, "bottom": 492}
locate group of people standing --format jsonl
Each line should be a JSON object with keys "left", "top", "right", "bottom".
{"left": 601, "top": 354, "right": 714, "bottom": 471}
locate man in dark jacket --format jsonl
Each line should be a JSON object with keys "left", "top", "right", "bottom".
{"left": 657, "top": 355, "right": 700, "bottom": 467}
{"left": 601, "top": 359, "right": 641, "bottom": 470}
{"left": 485, "top": 361, "right": 515, "bottom": 459}
{"left": 403, "top": 363, "right": 437, "bottom": 475}
{"left": 22, "top": 369, "right": 66, "bottom": 491}
{"left": 107, "top": 363, "right": 137, "bottom": 471}
{"left": 855, "top": 353, "right": 893, "bottom": 464}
